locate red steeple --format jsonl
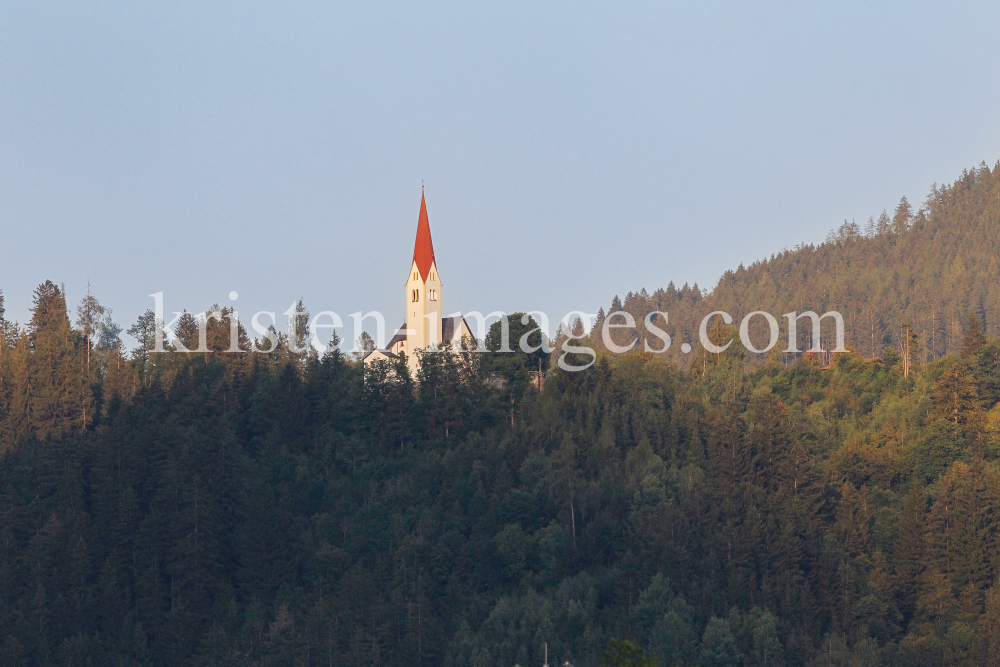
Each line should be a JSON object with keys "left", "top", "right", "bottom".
{"left": 412, "top": 190, "right": 436, "bottom": 281}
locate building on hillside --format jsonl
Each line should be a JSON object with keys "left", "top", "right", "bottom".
{"left": 364, "top": 191, "right": 473, "bottom": 374}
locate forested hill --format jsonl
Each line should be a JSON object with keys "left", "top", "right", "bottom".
{"left": 4, "top": 278, "right": 1000, "bottom": 665}
{"left": 3, "top": 164, "right": 1000, "bottom": 667}
{"left": 594, "top": 161, "right": 1000, "bottom": 362}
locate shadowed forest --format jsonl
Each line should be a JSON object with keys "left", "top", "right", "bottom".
{"left": 2, "top": 164, "right": 1000, "bottom": 666}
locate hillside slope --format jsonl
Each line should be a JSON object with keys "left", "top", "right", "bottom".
{"left": 595, "top": 162, "right": 1000, "bottom": 362}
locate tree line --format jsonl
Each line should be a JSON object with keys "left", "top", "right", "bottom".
{"left": 592, "top": 161, "right": 1000, "bottom": 367}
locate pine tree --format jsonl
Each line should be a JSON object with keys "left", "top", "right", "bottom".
{"left": 893, "top": 196, "right": 914, "bottom": 234}
{"left": 25, "top": 281, "right": 92, "bottom": 439}
{"left": 0, "top": 290, "right": 14, "bottom": 452}
{"left": 699, "top": 617, "right": 741, "bottom": 667}
{"left": 610, "top": 295, "right": 623, "bottom": 313}
{"left": 173, "top": 311, "right": 200, "bottom": 352}
{"left": 930, "top": 361, "right": 980, "bottom": 424}
{"left": 975, "top": 581, "right": 1000, "bottom": 666}
{"left": 876, "top": 209, "right": 892, "bottom": 235}
{"left": 895, "top": 485, "right": 927, "bottom": 621}
{"left": 285, "top": 298, "right": 311, "bottom": 361}
{"left": 974, "top": 339, "right": 1000, "bottom": 408}
{"left": 949, "top": 460, "right": 998, "bottom": 611}
{"left": 961, "top": 311, "right": 986, "bottom": 357}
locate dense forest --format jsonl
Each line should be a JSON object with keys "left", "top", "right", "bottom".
{"left": 2, "top": 164, "right": 1000, "bottom": 666}
{"left": 593, "top": 161, "right": 1000, "bottom": 366}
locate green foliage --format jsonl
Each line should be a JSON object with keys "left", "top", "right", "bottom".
{"left": 930, "top": 361, "right": 980, "bottom": 424}
{"left": 700, "top": 617, "right": 740, "bottom": 667}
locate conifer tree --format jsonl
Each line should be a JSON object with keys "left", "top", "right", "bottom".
{"left": 127, "top": 310, "right": 157, "bottom": 383}
{"left": 700, "top": 617, "right": 741, "bottom": 667}
{"left": 0, "top": 290, "right": 11, "bottom": 450}
{"left": 383, "top": 354, "right": 415, "bottom": 448}
{"left": 895, "top": 486, "right": 927, "bottom": 622}
{"left": 930, "top": 361, "right": 980, "bottom": 424}
{"left": 976, "top": 582, "right": 1000, "bottom": 666}
{"left": 974, "top": 339, "right": 1000, "bottom": 408}
{"left": 285, "top": 299, "right": 311, "bottom": 361}
{"left": 919, "top": 494, "right": 957, "bottom": 630}
{"left": 949, "top": 460, "right": 998, "bottom": 607}
{"left": 961, "top": 311, "right": 987, "bottom": 357}
{"left": 610, "top": 295, "right": 623, "bottom": 313}
{"left": 173, "top": 311, "right": 200, "bottom": 352}
{"left": 0, "top": 326, "right": 29, "bottom": 449}
{"left": 200, "top": 304, "right": 248, "bottom": 353}
{"left": 876, "top": 209, "right": 892, "bottom": 235}
{"left": 893, "top": 196, "right": 914, "bottom": 234}
{"left": 25, "top": 280, "right": 91, "bottom": 438}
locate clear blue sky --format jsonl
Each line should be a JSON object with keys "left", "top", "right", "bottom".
{"left": 2, "top": 2, "right": 999, "bottom": 342}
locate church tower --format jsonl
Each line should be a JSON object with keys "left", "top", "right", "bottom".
{"left": 364, "top": 190, "right": 472, "bottom": 373}
{"left": 403, "top": 191, "right": 443, "bottom": 367}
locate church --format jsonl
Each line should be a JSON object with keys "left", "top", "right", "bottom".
{"left": 364, "top": 191, "right": 474, "bottom": 374}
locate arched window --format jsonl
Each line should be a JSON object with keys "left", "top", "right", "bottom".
{"left": 412, "top": 289, "right": 419, "bottom": 302}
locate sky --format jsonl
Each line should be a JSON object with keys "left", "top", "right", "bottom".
{"left": 2, "top": 1, "right": 999, "bottom": 345}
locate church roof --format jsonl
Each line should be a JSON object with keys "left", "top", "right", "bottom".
{"left": 413, "top": 191, "right": 436, "bottom": 281}
{"left": 386, "top": 325, "right": 408, "bottom": 350}
{"left": 363, "top": 348, "right": 398, "bottom": 362}
{"left": 365, "top": 318, "right": 476, "bottom": 365}
{"left": 442, "top": 316, "right": 460, "bottom": 343}
{"left": 384, "top": 317, "right": 467, "bottom": 346}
